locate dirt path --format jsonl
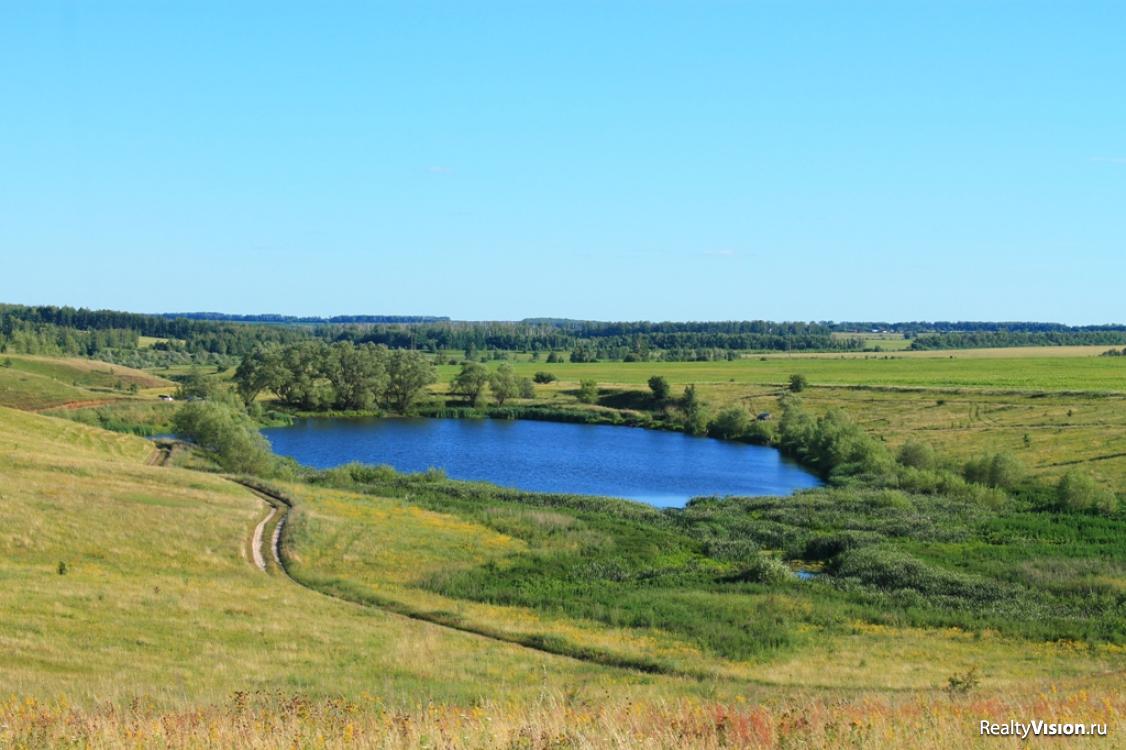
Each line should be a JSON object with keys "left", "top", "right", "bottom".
{"left": 34, "top": 398, "right": 120, "bottom": 413}
{"left": 251, "top": 504, "right": 278, "bottom": 572}
{"left": 145, "top": 444, "right": 171, "bottom": 466}
{"left": 222, "top": 477, "right": 682, "bottom": 676}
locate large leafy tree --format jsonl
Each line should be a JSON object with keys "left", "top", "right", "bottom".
{"left": 383, "top": 349, "right": 436, "bottom": 413}
{"left": 451, "top": 361, "right": 490, "bottom": 405}
{"left": 332, "top": 342, "right": 388, "bottom": 410}
{"left": 489, "top": 364, "right": 519, "bottom": 406}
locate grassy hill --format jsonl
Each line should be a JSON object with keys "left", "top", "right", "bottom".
{"left": 1, "top": 404, "right": 1122, "bottom": 748}
{"left": 0, "top": 354, "right": 173, "bottom": 411}
{"left": 0, "top": 406, "right": 651, "bottom": 707}
{"left": 0, "top": 351, "right": 1123, "bottom": 747}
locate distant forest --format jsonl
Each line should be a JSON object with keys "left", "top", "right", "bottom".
{"left": 2, "top": 304, "right": 1125, "bottom": 366}
{"left": 162, "top": 312, "right": 449, "bottom": 324}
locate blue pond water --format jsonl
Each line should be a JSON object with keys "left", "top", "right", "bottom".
{"left": 262, "top": 417, "right": 821, "bottom": 507}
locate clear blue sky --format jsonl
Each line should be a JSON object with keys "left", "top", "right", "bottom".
{"left": 1, "top": 2, "right": 1123, "bottom": 323}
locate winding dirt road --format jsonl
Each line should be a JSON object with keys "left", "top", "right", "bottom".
{"left": 251, "top": 504, "right": 278, "bottom": 572}
{"left": 223, "top": 478, "right": 680, "bottom": 676}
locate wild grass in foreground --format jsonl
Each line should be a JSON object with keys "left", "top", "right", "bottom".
{"left": 1, "top": 681, "right": 1120, "bottom": 749}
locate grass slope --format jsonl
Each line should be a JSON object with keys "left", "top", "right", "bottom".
{"left": 280, "top": 478, "right": 1124, "bottom": 691}
{"left": 3, "top": 353, "right": 172, "bottom": 390}
{"left": 0, "top": 354, "right": 173, "bottom": 411}
{"left": 0, "top": 407, "right": 665, "bottom": 707}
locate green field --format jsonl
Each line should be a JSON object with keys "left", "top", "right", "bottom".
{"left": 436, "top": 347, "right": 1126, "bottom": 392}
{"left": 282, "top": 473, "right": 1124, "bottom": 688}
{"left": 830, "top": 331, "right": 913, "bottom": 351}
{"left": 429, "top": 347, "right": 1126, "bottom": 488}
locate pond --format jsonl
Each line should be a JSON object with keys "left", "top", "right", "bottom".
{"left": 261, "top": 417, "right": 822, "bottom": 508}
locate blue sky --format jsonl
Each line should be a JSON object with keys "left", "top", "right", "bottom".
{"left": 1, "top": 1, "right": 1123, "bottom": 323}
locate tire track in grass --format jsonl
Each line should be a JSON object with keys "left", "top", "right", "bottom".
{"left": 250, "top": 504, "right": 278, "bottom": 572}
{"left": 224, "top": 477, "right": 697, "bottom": 678}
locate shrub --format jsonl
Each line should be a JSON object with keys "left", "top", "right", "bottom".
{"left": 963, "top": 452, "right": 1025, "bottom": 489}
{"left": 532, "top": 371, "right": 557, "bottom": 384}
{"left": 684, "top": 407, "right": 709, "bottom": 436}
{"left": 745, "top": 419, "right": 775, "bottom": 443}
{"left": 577, "top": 379, "right": 599, "bottom": 404}
{"left": 172, "top": 398, "right": 275, "bottom": 475}
{"left": 708, "top": 406, "right": 750, "bottom": 440}
{"left": 832, "top": 547, "right": 1002, "bottom": 603}
{"left": 946, "top": 667, "right": 981, "bottom": 695}
{"left": 647, "top": 375, "right": 671, "bottom": 402}
{"left": 897, "top": 440, "right": 936, "bottom": 470}
{"left": 701, "top": 538, "right": 761, "bottom": 563}
{"left": 788, "top": 373, "right": 808, "bottom": 392}
{"left": 1055, "top": 470, "right": 1117, "bottom": 514}
{"left": 802, "top": 531, "right": 873, "bottom": 562}
{"left": 725, "top": 554, "right": 791, "bottom": 585}
{"left": 323, "top": 462, "right": 398, "bottom": 485}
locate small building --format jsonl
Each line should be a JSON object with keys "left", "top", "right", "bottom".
{"left": 159, "top": 394, "right": 175, "bottom": 402}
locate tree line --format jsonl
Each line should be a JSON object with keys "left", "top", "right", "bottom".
{"left": 0, "top": 304, "right": 311, "bottom": 358}
{"left": 6, "top": 303, "right": 1126, "bottom": 362}
{"left": 233, "top": 341, "right": 436, "bottom": 413}
{"left": 910, "top": 330, "right": 1126, "bottom": 350}
{"left": 336, "top": 320, "right": 853, "bottom": 355}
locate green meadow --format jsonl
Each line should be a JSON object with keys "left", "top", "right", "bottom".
{"left": 0, "top": 346, "right": 1122, "bottom": 748}
{"left": 428, "top": 347, "right": 1126, "bottom": 488}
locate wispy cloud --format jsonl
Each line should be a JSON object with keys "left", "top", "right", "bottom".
{"left": 1090, "top": 157, "right": 1126, "bottom": 165}
{"left": 426, "top": 165, "right": 453, "bottom": 174}
{"left": 701, "top": 249, "right": 738, "bottom": 257}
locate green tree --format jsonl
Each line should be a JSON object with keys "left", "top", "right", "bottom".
{"left": 533, "top": 371, "right": 557, "bottom": 384}
{"left": 484, "top": 362, "right": 517, "bottom": 403}
{"left": 788, "top": 373, "right": 808, "bottom": 393}
{"left": 273, "top": 341, "right": 337, "bottom": 410}
{"left": 648, "top": 375, "right": 671, "bottom": 402}
{"left": 680, "top": 384, "right": 699, "bottom": 412}
{"left": 172, "top": 398, "right": 274, "bottom": 475}
{"left": 679, "top": 384, "right": 708, "bottom": 435}
{"left": 709, "top": 406, "right": 750, "bottom": 439}
{"left": 518, "top": 376, "right": 536, "bottom": 399}
{"left": 577, "top": 379, "right": 599, "bottom": 404}
{"left": 234, "top": 347, "right": 280, "bottom": 404}
{"left": 488, "top": 364, "right": 519, "bottom": 405}
{"left": 330, "top": 342, "right": 388, "bottom": 410}
{"left": 175, "top": 366, "right": 220, "bottom": 401}
{"left": 451, "top": 361, "right": 489, "bottom": 405}
{"left": 383, "top": 350, "right": 436, "bottom": 413}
